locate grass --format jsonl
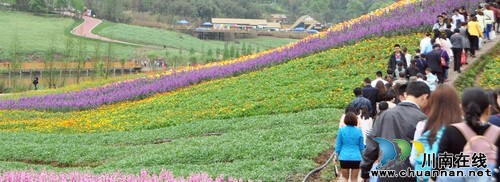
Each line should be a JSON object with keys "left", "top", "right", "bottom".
{"left": 92, "top": 21, "right": 297, "bottom": 54}
{"left": 0, "top": 11, "right": 296, "bottom": 68}
{"left": 0, "top": 11, "right": 140, "bottom": 60}
{"left": 0, "top": 108, "right": 340, "bottom": 181}
{"left": 0, "top": 34, "right": 421, "bottom": 133}
{"left": 0, "top": 72, "right": 149, "bottom": 100}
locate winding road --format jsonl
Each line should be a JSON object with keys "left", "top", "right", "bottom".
{"left": 70, "top": 16, "right": 160, "bottom": 48}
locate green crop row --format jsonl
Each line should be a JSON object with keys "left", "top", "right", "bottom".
{"left": 0, "top": 109, "right": 340, "bottom": 181}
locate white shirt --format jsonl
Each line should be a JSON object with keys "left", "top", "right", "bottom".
{"left": 420, "top": 37, "right": 431, "bottom": 54}
{"left": 371, "top": 78, "right": 388, "bottom": 88}
{"left": 410, "top": 121, "right": 426, "bottom": 166}
{"left": 358, "top": 115, "right": 373, "bottom": 145}
{"left": 433, "top": 22, "right": 447, "bottom": 31}
{"left": 452, "top": 14, "right": 465, "bottom": 28}
{"left": 477, "top": 15, "right": 486, "bottom": 31}
{"left": 405, "top": 53, "right": 412, "bottom": 67}
{"left": 483, "top": 9, "right": 495, "bottom": 24}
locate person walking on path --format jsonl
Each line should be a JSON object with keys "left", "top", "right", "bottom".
{"left": 409, "top": 84, "right": 462, "bottom": 182}
{"left": 450, "top": 28, "right": 464, "bottom": 73}
{"left": 362, "top": 78, "right": 379, "bottom": 117}
{"left": 33, "top": 76, "right": 39, "bottom": 90}
{"left": 431, "top": 88, "right": 500, "bottom": 181}
{"left": 336, "top": 112, "right": 364, "bottom": 182}
{"left": 371, "top": 71, "right": 388, "bottom": 88}
{"left": 420, "top": 33, "right": 433, "bottom": 54}
{"left": 459, "top": 22, "right": 471, "bottom": 59}
{"left": 467, "top": 16, "right": 483, "bottom": 58}
{"left": 483, "top": 4, "right": 495, "bottom": 40}
{"left": 388, "top": 44, "right": 407, "bottom": 73}
{"left": 426, "top": 44, "right": 448, "bottom": 84}
{"left": 415, "top": 50, "right": 428, "bottom": 75}
{"left": 361, "top": 82, "right": 430, "bottom": 182}
{"left": 347, "top": 87, "right": 373, "bottom": 116}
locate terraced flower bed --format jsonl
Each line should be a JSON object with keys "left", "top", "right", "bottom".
{"left": 0, "top": 34, "right": 421, "bottom": 133}
{"left": 0, "top": 0, "right": 477, "bottom": 111}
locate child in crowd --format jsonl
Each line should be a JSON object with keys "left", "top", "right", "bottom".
{"left": 394, "top": 62, "right": 406, "bottom": 79}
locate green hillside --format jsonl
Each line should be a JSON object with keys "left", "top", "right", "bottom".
{"left": 0, "top": 11, "right": 138, "bottom": 60}
{"left": 92, "top": 21, "right": 297, "bottom": 53}
{"left": 0, "top": 11, "right": 296, "bottom": 62}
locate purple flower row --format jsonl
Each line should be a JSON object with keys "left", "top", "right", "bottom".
{"left": 0, "top": 0, "right": 479, "bottom": 111}
{"left": 0, "top": 169, "right": 261, "bottom": 182}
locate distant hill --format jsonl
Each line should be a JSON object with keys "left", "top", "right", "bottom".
{"left": 9, "top": 0, "right": 395, "bottom": 25}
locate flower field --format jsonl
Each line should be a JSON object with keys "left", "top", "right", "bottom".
{"left": 480, "top": 57, "right": 500, "bottom": 89}
{"left": 0, "top": 0, "right": 478, "bottom": 111}
{"left": 0, "top": 109, "right": 339, "bottom": 181}
{"left": 0, "top": 170, "right": 261, "bottom": 182}
{"left": 0, "top": 0, "right": 488, "bottom": 181}
{"left": 0, "top": 34, "right": 421, "bottom": 133}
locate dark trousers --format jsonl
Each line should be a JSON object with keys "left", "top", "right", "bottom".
{"left": 469, "top": 36, "right": 479, "bottom": 56}
{"left": 433, "top": 71, "right": 445, "bottom": 84}
{"left": 452, "top": 48, "right": 462, "bottom": 71}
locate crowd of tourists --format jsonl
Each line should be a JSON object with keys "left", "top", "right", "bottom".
{"left": 334, "top": 1, "right": 500, "bottom": 182}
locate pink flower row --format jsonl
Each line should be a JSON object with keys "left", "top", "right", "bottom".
{"left": 0, "top": 170, "right": 261, "bottom": 182}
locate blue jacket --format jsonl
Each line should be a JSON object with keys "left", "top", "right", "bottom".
{"left": 336, "top": 126, "right": 364, "bottom": 161}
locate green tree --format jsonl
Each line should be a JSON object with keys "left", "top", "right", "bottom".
{"left": 215, "top": 47, "right": 222, "bottom": 60}
{"left": 54, "top": 0, "right": 67, "bottom": 14}
{"left": 189, "top": 47, "right": 196, "bottom": 55}
{"left": 62, "top": 37, "right": 74, "bottom": 81}
{"left": 75, "top": 37, "right": 87, "bottom": 84}
{"left": 206, "top": 48, "right": 214, "bottom": 62}
{"left": 346, "top": 0, "right": 365, "bottom": 18}
{"left": 105, "top": 42, "right": 113, "bottom": 79}
{"left": 28, "top": 0, "right": 46, "bottom": 14}
{"left": 246, "top": 44, "right": 252, "bottom": 55}
{"left": 44, "top": 35, "right": 57, "bottom": 88}
{"left": 92, "top": 43, "right": 101, "bottom": 79}
{"left": 9, "top": 28, "right": 23, "bottom": 73}
{"left": 223, "top": 46, "right": 230, "bottom": 60}
{"left": 15, "top": 0, "right": 30, "bottom": 11}
{"left": 241, "top": 43, "right": 247, "bottom": 55}
{"left": 119, "top": 57, "right": 126, "bottom": 75}
{"left": 229, "top": 45, "right": 236, "bottom": 58}
{"left": 234, "top": 46, "right": 240, "bottom": 58}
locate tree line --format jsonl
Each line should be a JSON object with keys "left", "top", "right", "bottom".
{"left": 11, "top": 0, "right": 395, "bottom": 24}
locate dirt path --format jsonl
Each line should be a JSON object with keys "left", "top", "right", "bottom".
{"left": 446, "top": 33, "right": 500, "bottom": 85}
{"left": 70, "top": 16, "right": 161, "bottom": 48}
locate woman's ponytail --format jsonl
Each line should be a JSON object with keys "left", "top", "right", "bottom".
{"left": 461, "top": 88, "right": 490, "bottom": 132}
{"left": 464, "top": 102, "right": 482, "bottom": 131}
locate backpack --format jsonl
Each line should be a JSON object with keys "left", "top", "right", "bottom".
{"left": 452, "top": 123, "right": 500, "bottom": 166}
{"left": 415, "top": 123, "right": 446, "bottom": 182}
